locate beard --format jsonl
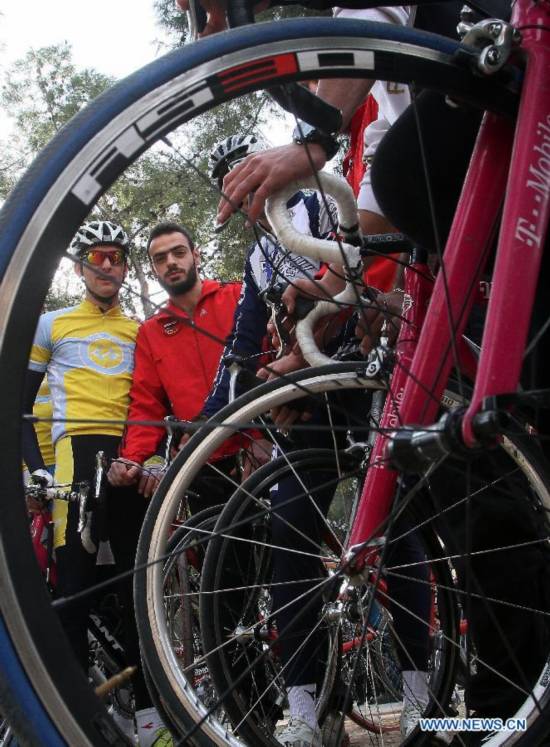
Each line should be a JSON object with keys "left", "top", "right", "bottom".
{"left": 158, "top": 263, "right": 198, "bottom": 296}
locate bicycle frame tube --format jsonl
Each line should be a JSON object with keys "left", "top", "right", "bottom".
{"left": 396, "top": 111, "right": 514, "bottom": 429}
{"left": 348, "top": 256, "right": 433, "bottom": 556}
{"left": 463, "top": 1, "right": 550, "bottom": 444}
{"left": 347, "top": 0, "right": 550, "bottom": 557}
{"left": 347, "top": 112, "right": 509, "bottom": 557}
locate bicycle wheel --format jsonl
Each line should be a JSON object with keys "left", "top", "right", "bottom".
{"left": 136, "top": 362, "right": 384, "bottom": 745}
{"left": 138, "top": 508, "right": 227, "bottom": 743}
{"left": 0, "top": 12, "right": 533, "bottom": 745}
{"left": 165, "top": 508, "right": 225, "bottom": 713}
{"left": 136, "top": 364, "right": 550, "bottom": 746}
{"left": 198, "top": 448, "right": 459, "bottom": 743}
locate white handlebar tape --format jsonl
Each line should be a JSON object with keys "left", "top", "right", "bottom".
{"left": 265, "top": 172, "right": 362, "bottom": 270}
{"left": 266, "top": 172, "right": 363, "bottom": 367}
{"left": 296, "top": 284, "right": 359, "bottom": 367}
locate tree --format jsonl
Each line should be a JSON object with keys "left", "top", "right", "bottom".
{"left": 1, "top": 43, "right": 113, "bottom": 157}
{"left": 0, "top": 31, "right": 301, "bottom": 318}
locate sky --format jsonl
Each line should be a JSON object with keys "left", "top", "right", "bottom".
{"left": 0, "top": 0, "right": 293, "bottom": 144}
{"left": 0, "top": 0, "right": 168, "bottom": 80}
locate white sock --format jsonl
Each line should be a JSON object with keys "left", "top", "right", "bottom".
{"left": 402, "top": 670, "right": 429, "bottom": 708}
{"left": 287, "top": 683, "right": 317, "bottom": 730}
{"left": 135, "top": 706, "right": 165, "bottom": 747}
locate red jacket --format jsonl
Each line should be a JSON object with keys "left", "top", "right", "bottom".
{"left": 121, "top": 279, "right": 241, "bottom": 464}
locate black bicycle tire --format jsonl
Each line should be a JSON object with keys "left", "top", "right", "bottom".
{"left": 0, "top": 15, "right": 523, "bottom": 744}
{"left": 199, "top": 448, "right": 459, "bottom": 745}
{"left": 141, "top": 507, "right": 226, "bottom": 741}
{"left": 135, "top": 363, "right": 385, "bottom": 745}
{"left": 137, "top": 365, "right": 550, "bottom": 746}
{"left": 199, "top": 449, "right": 350, "bottom": 746}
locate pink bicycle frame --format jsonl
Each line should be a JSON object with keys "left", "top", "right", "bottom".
{"left": 347, "top": 0, "right": 550, "bottom": 560}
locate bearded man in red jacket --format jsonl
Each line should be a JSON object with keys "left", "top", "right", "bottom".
{"left": 107, "top": 221, "right": 241, "bottom": 498}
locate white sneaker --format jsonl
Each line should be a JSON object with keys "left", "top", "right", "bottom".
{"left": 276, "top": 717, "right": 322, "bottom": 747}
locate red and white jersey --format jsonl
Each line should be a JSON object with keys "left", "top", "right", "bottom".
{"left": 334, "top": 6, "right": 415, "bottom": 215}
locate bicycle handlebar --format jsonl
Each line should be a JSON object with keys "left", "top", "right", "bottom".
{"left": 266, "top": 172, "right": 363, "bottom": 366}
{"left": 25, "top": 483, "right": 87, "bottom": 504}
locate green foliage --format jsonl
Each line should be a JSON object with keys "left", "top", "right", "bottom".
{"left": 1, "top": 9, "right": 333, "bottom": 317}
{"left": 154, "top": 0, "right": 187, "bottom": 43}
{"left": 43, "top": 285, "right": 81, "bottom": 312}
{"left": 1, "top": 44, "right": 113, "bottom": 155}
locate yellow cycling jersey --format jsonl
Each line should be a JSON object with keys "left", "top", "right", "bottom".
{"left": 29, "top": 300, "right": 139, "bottom": 445}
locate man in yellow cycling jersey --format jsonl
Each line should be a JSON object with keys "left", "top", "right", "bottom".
{"left": 21, "top": 221, "right": 164, "bottom": 746}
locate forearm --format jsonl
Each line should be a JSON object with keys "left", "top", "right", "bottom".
{"left": 316, "top": 78, "right": 375, "bottom": 132}
{"left": 22, "top": 422, "right": 45, "bottom": 473}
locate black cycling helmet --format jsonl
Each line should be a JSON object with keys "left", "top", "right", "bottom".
{"left": 70, "top": 220, "right": 130, "bottom": 257}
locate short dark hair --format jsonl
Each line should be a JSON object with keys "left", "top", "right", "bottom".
{"left": 147, "top": 222, "right": 195, "bottom": 256}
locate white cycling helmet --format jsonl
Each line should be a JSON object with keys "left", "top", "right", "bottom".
{"left": 70, "top": 220, "right": 130, "bottom": 256}
{"left": 210, "top": 134, "right": 266, "bottom": 188}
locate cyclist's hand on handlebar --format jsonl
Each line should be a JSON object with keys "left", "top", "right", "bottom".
{"left": 266, "top": 318, "right": 282, "bottom": 351}
{"left": 282, "top": 278, "right": 325, "bottom": 315}
{"left": 217, "top": 144, "right": 327, "bottom": 227}
{"left": 107, "top": 459, "right": 141, "bottom": 487}
{"left": 258, "top": 350, "right": 306, "bottom": 382}
{"left": 26, "top": 470, "right": 53, "bottom": 513}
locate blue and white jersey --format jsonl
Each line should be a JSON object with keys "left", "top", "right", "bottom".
{"left": 204, "top": 190, "right": 337, "bottom": 417}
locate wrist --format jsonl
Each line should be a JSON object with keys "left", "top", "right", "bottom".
{"left": 292, "top": 122, "right": 340, "bottom": 162}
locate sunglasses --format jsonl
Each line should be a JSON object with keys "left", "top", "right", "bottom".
{"left": 82, "top": 249, "right": 126, "bottom": 266}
